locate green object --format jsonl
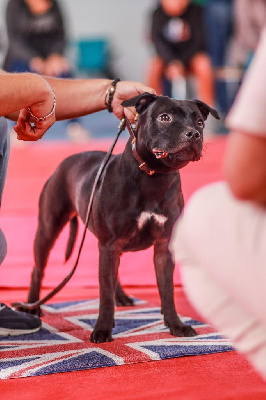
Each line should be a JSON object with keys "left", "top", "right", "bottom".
{"left": 192, "top": 0, "right": 207, "bottom": 6}
{"left": 76, "top": 38, "right": 109, "bottom": 73}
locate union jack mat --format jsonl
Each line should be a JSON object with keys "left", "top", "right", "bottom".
{"left": 0, "top": 299, "right": 234, "bottom": 379}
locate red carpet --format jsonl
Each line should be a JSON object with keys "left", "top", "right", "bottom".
{"left": 0, "top": 138, "right": 225, "bottom": 290}
{"left": 1, "top": 137, "right": 266, "bottom": 398}
{"left": 0, "top": 297, "right": 233, "bottom": 379}
{"left": 1, "top": 287, "right": 266, "bottom": 400}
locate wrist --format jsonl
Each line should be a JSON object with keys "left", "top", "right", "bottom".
{"left": 27, "top": 78, "right": 56, "bottom": 121}
{"left": 28, "top": 88, "right": 56, "bottom": 122}
{"left": 105, "top": 78, "right": 121, "bottom": 112}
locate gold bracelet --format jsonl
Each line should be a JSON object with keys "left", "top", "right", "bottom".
{"left": 28, "top": 88, "right": 56, "bottom": 122}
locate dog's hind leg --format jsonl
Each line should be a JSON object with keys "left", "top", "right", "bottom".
{"left": 115, "top": 280, "right": 134, "bottom": 306}
{"left": 26, "top": 182, "right": 74, "bottom": 315}
{"left": 26, "top": 213, "right": 71, "bottom": 315}
{"left": 153, "top": 240, "right": 197, "bottom": 337}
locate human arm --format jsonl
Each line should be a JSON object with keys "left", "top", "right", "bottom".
{"left": 42, "top": 77, "right": 155, "bottom": 122}
{"left": 224, "top": 132, "right": 266, "bottom": 206}
{"left": 5, "top": 72, "right": 155, "bottom": 140}
{"left": 0, "top": 70, "right": 56, "bottom": 140}
{"left": 224, "top": 29, "right": 266, "bottom": 207}
{"left": 0, "top": 71, "right": 54, "bottom": 119}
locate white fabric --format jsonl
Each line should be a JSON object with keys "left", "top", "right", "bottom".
{"left": 226, "top": 28, "right": 266, "bottom": 136}
{"left": 170, "top": 182, "right": 266, "bottom": 379}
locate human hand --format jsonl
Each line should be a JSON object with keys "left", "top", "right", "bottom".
{"left": 44, "top": 54, "right": 71, "bottom": 77}
{"left": 111, "top": 81, "right": 156, "bottom": 122}
{"left": 165, "top": 60, "right": 185, "bottom": 81}
{"left": 14, "top": 84, "right": 56, "bottom": 142}
{"left": 30, "top": 57, "right": 46, "bottom": 74}
{"left": 14, "top": 107, "right": 56, "bottom": 141}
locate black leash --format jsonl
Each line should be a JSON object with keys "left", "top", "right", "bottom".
{"left": 12, "top": 118, "right": 127, "bottom": 311}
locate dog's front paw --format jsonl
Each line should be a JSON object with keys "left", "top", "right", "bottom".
{"left": 168, "top": 322, "right": 197, "bottom": 337}
{"left": 90, "top": 328, "right": 113, "bottom": 344}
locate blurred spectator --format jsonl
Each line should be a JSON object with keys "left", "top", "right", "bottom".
{"left": 229, "top": 0, "right": 266, "bottom": 70}
{"left": 3, "top": 0, "right": 89, "bottom": 141}
{"left": 146, "top": 0, "right": 215, "bottom": 107}
{"left": 204, "top": 0, "right": 234, "bottom": 115}
{"left": 4, "top": 0, "right": 71, "bottom": 77}
{"left": 0, "top": 26, "right": 7, "bottom": 68}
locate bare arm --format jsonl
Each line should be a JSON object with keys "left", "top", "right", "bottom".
{"left": 1, "top": 70, "right": 155, "bottom": 140}
{"left": 224, "top": 28, "right": 266, "bottom": 207}
{"left": 224, "top": 131, "right": 266, "bottom": 206}
{"left": 0, "top": 71, "right": 54, "bottom": 118}
{"left": 44, "top": 77, "right": 154, "bottom": 121}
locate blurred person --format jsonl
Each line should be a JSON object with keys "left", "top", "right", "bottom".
{"left": 4, "top": 0, "right": 71, "bottom": 77}
{"left": 204, "top": 0, "right": 234, "bottom": 115}
{"left": 170, "top": 27, "right": 266, "bottom": 380}
{"left": 3, "top": 0, "right": 88, "bottom": 141}
{"left": 0, "top": 25, "right": 7, "bottom": 68}
{"left": 229, "top": 0, "right": 266, "bottom": 70}
{"left": 0, "top": 70, "right": 155, "bottom": 335}
{"left": 146, "top": 0, "right": 215, "bottom": 107}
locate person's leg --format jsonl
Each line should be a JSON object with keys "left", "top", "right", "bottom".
{"left": 0, "top": 119, "right": 42, "bottom": 336}
{"left": 146, "top": 56, "right": 165, "bottom": 95}
{"left": 189, "top": 53, "right": 215, "bottom": 106}
{"left": 204, "top": 0, "right": 233, "bottom": 113}
{"left": 170, "top": 182, "right": 266, "bottom": 379}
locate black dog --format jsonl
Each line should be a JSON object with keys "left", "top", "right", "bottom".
{"left": 26, "top": 93, "right": 219, "bottom": 343}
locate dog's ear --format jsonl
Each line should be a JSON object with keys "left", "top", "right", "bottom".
{"left": 192, "top": 100, "right": 220, "bottom": 120}
{"left": 121, "top": 92, "right": 158, "bottom": 114}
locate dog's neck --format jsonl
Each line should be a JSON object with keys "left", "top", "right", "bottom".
{"left": 125, "top": 119, "right": 156, "bottom": 176}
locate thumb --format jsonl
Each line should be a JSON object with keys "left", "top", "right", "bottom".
{"left": 18, "top": 107, "right": 31, "bottom": 122}
{"left": 123, "top": 107, "right": 136, "bottom": 124}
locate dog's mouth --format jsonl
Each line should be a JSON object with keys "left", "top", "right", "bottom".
{"left": 152, "top": 147, "right": 201, "bottom": 164}
{"left": 152, "top": 150, "right": 169, "bottom": 159}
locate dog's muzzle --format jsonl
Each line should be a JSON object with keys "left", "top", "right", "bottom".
{"left": 152, "top": 149, "right": 168, "bottom": 159}
{"left": 152, "top": 145, "right": 201, "bottom": 164}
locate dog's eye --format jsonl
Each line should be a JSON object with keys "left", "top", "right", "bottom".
{"left": 197, "top": 119, "right": 204, "bottom": 128}
{"left": 158, "top": 113, "right": 171, "bottom": 122}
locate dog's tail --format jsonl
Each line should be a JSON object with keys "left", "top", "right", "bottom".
{"left": 65, "top": 216, "right": 79, "bottom": 262}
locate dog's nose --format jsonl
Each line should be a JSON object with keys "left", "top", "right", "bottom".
{"left": 185, "top": 130, "right": 201, "bottom": 140}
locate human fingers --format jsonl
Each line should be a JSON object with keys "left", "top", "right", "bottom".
{"left": 111, "top": 81, "right": 156, "bottom": 120}
{"left": 15, "top": 108, "right": 55, "bottom": 141}
{"left": 123, "top": 107, "right": 137, "bottom": 124}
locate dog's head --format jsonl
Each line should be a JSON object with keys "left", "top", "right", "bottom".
{"left": 122, "top": 93, "right": 220, "bottom": 172}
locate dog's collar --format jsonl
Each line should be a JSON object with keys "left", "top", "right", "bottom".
{"left": 125, "top": 117, "right": 155, "bottom": 176}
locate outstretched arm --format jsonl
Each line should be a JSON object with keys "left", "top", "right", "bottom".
{"left": 1, "top": 70, "right": 155, "bottom": 141}
{"left": 43, "top": 77, "right": 154, "bottom": 122}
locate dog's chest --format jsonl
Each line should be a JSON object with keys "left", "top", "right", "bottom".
{"left": 137, "top": 211, "right": 168, "bottom": 230}
{"left": 119, "top": 210, "right": 169, "bottom": 252}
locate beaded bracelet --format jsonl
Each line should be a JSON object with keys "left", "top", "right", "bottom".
{"left": 105, "top": 78, "right": 120, "bottom": 113}
{"left": 27, "top": 88, "right": 56, "bottom": 122}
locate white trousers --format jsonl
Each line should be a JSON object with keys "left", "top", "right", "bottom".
{"left": 170, "top": 182, "right": 266, "bottom": 379}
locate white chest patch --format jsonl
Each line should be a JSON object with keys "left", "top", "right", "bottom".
{"left": 137, "top": 211, "right": 168, "bottom": 230}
